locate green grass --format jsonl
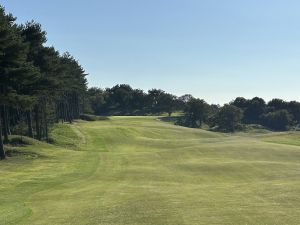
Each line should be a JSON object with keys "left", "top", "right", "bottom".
{"left": 260, "top": 132, "right": 300, "bottom": 147}
{"left": 1, "top": 116, "right": 300, "bottom": 225}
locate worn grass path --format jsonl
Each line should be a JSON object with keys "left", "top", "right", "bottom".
{"left": 1, "top": 116, "right": 300, "bottom": 225}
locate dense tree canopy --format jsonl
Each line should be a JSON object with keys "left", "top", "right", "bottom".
{"left": 84, "top": 85, "right": 185, "bottom": 116}
{"left": 216, "top": 104, "right": 243, "bottom": 132}
{"left": 184, "top": 98, "right": 209, "bottom": 127}
{"left": 261, "top": 110, "right": 291, "bottom": 131}
{"left": 0, "top": 6, "right": 87, "bottom": 159}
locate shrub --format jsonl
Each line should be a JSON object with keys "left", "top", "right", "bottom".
{"left": 79, "top": 114, "right": 109, "bottom": 121}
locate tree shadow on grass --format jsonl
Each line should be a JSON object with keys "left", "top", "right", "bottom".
{"left": 5, "top": 147, "right": 44, "bottom": 160}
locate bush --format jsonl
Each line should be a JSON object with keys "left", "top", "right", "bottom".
{"left": 175, "top": 116, "right": 200, "bottom": 128}
{"left": 79, "top": 114, "right": 109, "bottom": 121}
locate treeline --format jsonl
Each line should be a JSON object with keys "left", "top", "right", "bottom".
{"left": 84, "top": 85, "right": 185, "bottom": 116}
{"left": 0, "top": 6, "right": 87, "bottom": 159}
{"left": 179, "top": 97, "right": 300, "bottom": 132}
{"left": 85, "top": 85, "right": 300, "bottom": 132}
{"left": 231, "top": 97, "right": 300, "bottom": 131}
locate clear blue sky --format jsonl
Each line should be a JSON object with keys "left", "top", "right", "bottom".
{"left": 2, "top": 0, "right": 300, "bottom": 104}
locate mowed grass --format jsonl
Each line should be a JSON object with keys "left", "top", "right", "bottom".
{"left": 1, "top": 116, "right": 300, "bottom": 225}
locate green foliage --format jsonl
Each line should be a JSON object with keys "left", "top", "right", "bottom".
{"left": 231, "top": 97, "right": 248, "bottom": 108}
{"left": 261, "top": 110, "right": 292, "bottom": 131}
{"left": 216, "top": 104, "right": 243, "bottom": 132}
{"left": 288, "top": 101, "right": 300, "bottom": 123}
{"left": 230, "top": 97, "right": 300, "bottom": 131}
{"left": 184, "top": 98, "right": 209, "bottom": 127}
{"left": 84, "top": 85, "right": 185, "bottom": 116}
{"left": 85, "top": 87, "right": 107, "bottom": 114}
{"left": 243, "top": 97, "right": 266, "bottom": 123}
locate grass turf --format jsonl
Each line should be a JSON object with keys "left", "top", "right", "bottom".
{"left": 1, "top": 116, "right": 300, "bottom": 225}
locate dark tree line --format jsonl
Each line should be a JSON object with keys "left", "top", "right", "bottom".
{"left": 0, "top": 6, "right": 87, "bottom": 159}
{"left": 177, "top": 96, "right": 300, "bottom": 132}
{"left": 84, "top": 85, "right": 184, "bottom": 116}
{"left": 230, "top": 97, "right": 300, "bottom": 131}
{"left": 85, "top": 85, "right": 300, "bottom": 132}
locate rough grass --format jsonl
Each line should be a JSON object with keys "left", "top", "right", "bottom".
{"left": 1, "top": 116, "right": 300, "bottom": 225}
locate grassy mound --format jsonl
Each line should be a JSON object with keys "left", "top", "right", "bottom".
{"left": 50, "top": 123, "right": 86, "bottom": 150}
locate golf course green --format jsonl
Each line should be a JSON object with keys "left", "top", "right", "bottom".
{"left": 1, "top": 116, "right": 300, "bottom": 225}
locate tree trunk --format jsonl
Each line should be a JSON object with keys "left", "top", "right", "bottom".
{"left": 1, "top": 105, "right": 9, "bottom": 143}
{"left": 55, "top": 103, "right": 60, "bottom": 123}
{"left": 26, "top": 110, "right": 34, "bottom": 138}
{"left": 35, "top": 106, "right": 41, "bottom": 140}
{"left": 43, "top": 102, "right": 49, "bottom": 142}
{"left": 45, "top": 116, "right": 49, "bottom": 142}
{"left": 0, "top": 117, "right": 6, "bottom": 160}
{"left": 5, "top": 107, "right": 11, "bottom": 135}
